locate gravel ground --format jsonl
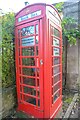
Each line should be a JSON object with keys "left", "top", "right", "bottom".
{"left": 69, "top": 99, "right": 78, "bottom": 118}
{"left": 69, "top": 93, "right": 80, "bottom": 119}
{"left": 62, "top": 89, "right": 74, "bottom": 118}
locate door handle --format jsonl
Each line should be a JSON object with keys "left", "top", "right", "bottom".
{"left": 40, "top": 59, "right": 43, "bottom": 65}
{"left": 36, "top": 59, "right": 43, "bottom": 67}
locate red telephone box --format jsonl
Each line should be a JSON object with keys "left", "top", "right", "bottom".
{"left": 15, "top": 3, "right": 62, "bottom": 118}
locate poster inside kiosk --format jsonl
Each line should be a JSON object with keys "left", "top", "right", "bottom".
{"left": 53, "top": 38, "right": 59, "bottom": 47}
{"left": 53, "top": 38, "right": 60, "bottom": 56}
{"left": 54, "top": 48, "right": 60, "bottom": 56}
{"left": 22, "top": 37, "right": 35, "bottom": 46}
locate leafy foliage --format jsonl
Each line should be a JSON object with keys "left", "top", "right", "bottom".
{"left": 55, "top": 2, "right": 80, "bottom": 45}
{"left": 62, "top": 17, "right": 80, "bottom": 45}
{"left": 2, "top": 12, "right": 15, "bottom": 87}
{"left": 0, "top": 16, "right": 2, "bottom": 80}
{"left": 55, "top": 2, "right": 64, "bottom": 12}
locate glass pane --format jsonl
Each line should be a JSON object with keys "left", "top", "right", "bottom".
{"left": 36, "top": 24, "right": 38, "bottom": 34}
{"left": 22, "top": 47, "right": 35, "bottom": 56}
{"left": 22, "top": 36, "right": 35, "bottom": 46}
{"left": 36, "top": 68, "right": 39, "bottom": 77}
{"left": 20, "top": 85, "right": 22, "bottom": 92}
{"left": 38, "top": 99, "right": 40, "bottom": 107}
{"left": 38, "top": 91, "right": 40, "bottom": 97}
{"left": 37, "top": 79, "right": 39, "bottom": 86}
{"left": 36, "top": 36, "right": 39, "bottom": 44}
{"left": 54, "top": 83, "right": 60, "bottom": 92}
{"left": 54, "top": 74, "right": 60, "bottom": 84}
{"left": 20, "top": 94, "right": 22, "bottom": 100}
{"left": 19, "top": 67, "right": 21, "bottom": 74}
{"left": 23, "top": 77, "right": 35, "bottom": 86}
{"left": 23, "top": 86, "right": 36, "bottom": 96}
{"left": 53, "top": 58, "right": 60, "bottom": 65}
{"left": 18, "top": 48, "right": 20, "bottom": 56}
{"left": 54, "top": 28, "right": 60, "bottom": 37}
{"left": 52, "top": 97, "right": 53, "bottom": 104}
{"left": 54, "top": 90, "right": 60, "bottom": 102}
{"left": 22, "top": 68, "right": 35, "bottom": 76}
{"left": 19, "top": 58, "right": 21, "bottom": 65}
{"left": 53, "top": 48, "right": 60, "bottom": 56}
{"left": 53, "top": 66, "right": 60, "bottom": 75}
{"left": 52, "top": 88, "right": 53, "bottom": 95}
{"left": 24, "top": 95, "right": 36, "bottom": 105}
{"left": 22, "top": 58, "right": 35, "bottom": 66}
{"left": 18, "top": 39, "right": 20, "bottom": 46}
{"left": 20, "top": 76, "right": 22, "bottom": 83}
{"left": 51, "top": 27, "right": 53, "bottom": 35}
{"left": 53, "top": 38, "right": 60, "bottom": 47}
{"left": 36, "top": 46, "right": 38, "bottom": 55}
{"left": 21, "top": 26, "right": 34, "bottom": 36}
{"left": 18, "top": 30, "right": 20, "bottom": 37}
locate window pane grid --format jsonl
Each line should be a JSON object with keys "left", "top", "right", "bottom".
{"left": 52, "top": 64, "right": 61, "bottom": 68}
{"left": 51, "top": 25, "right": 61, "bottom": 105}
{"left": 51, "top": 35, "right": 61, "bottom": 40}
{"left": 19, "top": 31, "right": 24, "bottom": 101}
{"left": 20, "top": 93, "right": 40, "bottom": 106}
{"left": 34, "top": 24, "right": 40, "bottom": 107}
{"left": 20, "top": 84, "right": 36, "bottom": 89}
{"left": 18, "top": 24, "right": 40, "bottom": 107}
{"left": 20, "top": 92, "right": 39, "bottom": 99}
{"left": 52, "top": 80, "right": 61, "bottom": 88}
{"left": 19, "top": 74, "right": 39, "bottom": 79}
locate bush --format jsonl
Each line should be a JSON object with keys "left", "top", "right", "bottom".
{"left": 2, "top": 12, "right": 15, "bottom": 88}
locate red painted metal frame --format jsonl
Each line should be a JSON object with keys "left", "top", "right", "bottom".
{"left": 15, "top": 20, "right": 44, "bottom": 118}
{"left": 43, "top": 7, "right": 62, "bottom": 118}
{"left": 49, "top": 21, "right": 62, "bottom": 118}
{"left": 15, "top": 3, "right": 62, "bottom": 118}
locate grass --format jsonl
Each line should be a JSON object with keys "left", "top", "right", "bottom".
{"left": 15, "top": 111, "right": 28, "bottom": 118}
{"left": 64, "top": 97, "right": 72, "bottom": 104}
{"left": 62, "top": 89, "right": 74, "bottom": 114}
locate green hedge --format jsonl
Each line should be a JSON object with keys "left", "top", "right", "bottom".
{"left": 2, "top": 12, "right": 15, "bottom": 88}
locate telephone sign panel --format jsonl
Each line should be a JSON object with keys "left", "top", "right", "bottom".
{"left": 15, "top": 3, "right": 62, "bottom": 118}
{"left": 18, "top": 10, "right": 41, "bottom": 22}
